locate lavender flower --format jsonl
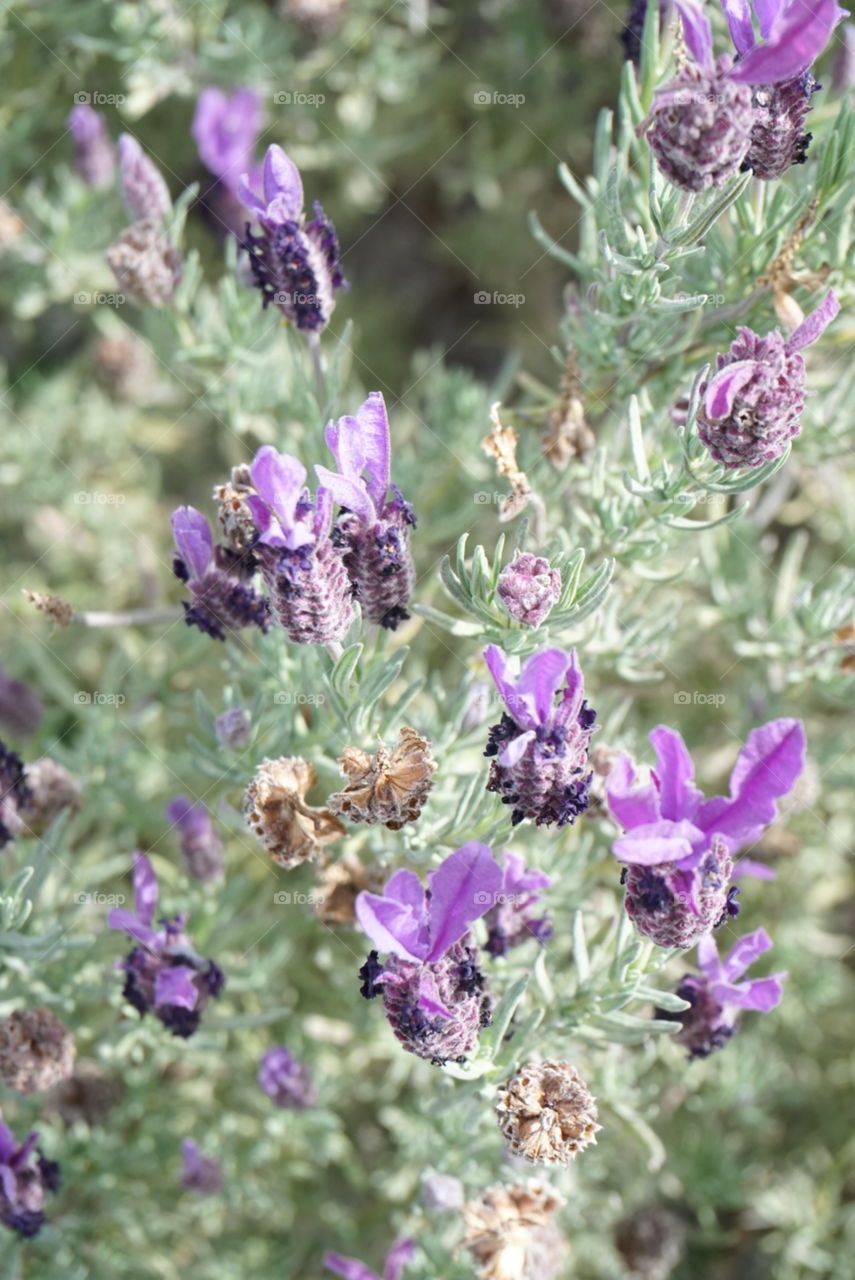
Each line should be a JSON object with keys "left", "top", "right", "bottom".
{"left": 165, "top": 795, "right": 224, "bottom": 883}
{"left": 496, "top": 551, "right": 562, "bottom": 629}
{"left": 257, "top": 1046, "right": 316, "bottom": 1109}
{"left": 180, "top": 1139, "right": 223, "bottom": 1194}
{"left": 324, "top": 1237, "right": 416, "bottom": 1280}
{"left": 192, "top": 87, "right": 263, "bottom": 195}
{"left": 240, "top": 144, "right": 348, "bottom": 331}
{"left": 0, "top": 666, "right": 43, "bottom": 737}
{"left": 117, "top": 134, "right": 172, "bottom": 222}
{"left": 0, "top": 1119, "right": 59, "bottom": 1238}
{"left": 355, "top": 843, "right": 503, "bottom": 1064}
{"left": 316, "top": 393, "right": 417, "bottom": 630}
{"left": 108, "top": 853, "right": 225, "bottom": 1038}
{"left": 641, "top": 0, "right": 841, "bottom": 191}
{"left": 697, "top": 291, "right": 839, "bottom": 468}
{"left": 666, "top": 928, "right": 787, "bottom": 1057}
{"left": 483, "top": 849, "right": 553, "bottom": 957}
{"left": 483, "top": 644, "right": 597, "bottom": 827}
{"left": 607, "top": 720, "right": 805, "bottom": 947}
{"left": 0, "top": 739, "right": 29, "bottom": 848}
{"left": 215, "top": 706, "right": 251, "bottom": 749}
{"left": 247, "top": 446, "right": 354, "bottom": 645}
{"left": 171, "top": 505, "right": 270, "bottom": 641}
{"left": 67, "top": 104, "right": 114, "bottom": 189}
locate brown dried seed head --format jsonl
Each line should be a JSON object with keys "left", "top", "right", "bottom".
{"left": 213, "top": 466, "right": 259, "bottom": 554}
{"left": 496, "top": 1059, "right": 600, "bottom": 1166}
{"left": 46, "top": 1059, "right": 124, "bottom": 1127}
{"left": 461, "top": 1182, "right": 566, "bottom": 1280}
{"left": 23, "top": 590, "right": 75, "bottom": 627}
{"left": 327, "top": 727, "right": 435, "bottom": 830}
{"left": 244, "top": 756, "right": 345, "bottom": 869}
{"left": 312, "top": 854, "right": 386, "bottom": 925}
{"left": 21, "top": 757, "right": 82, "bottom": 834}
{"left": 0, "top": 1007, "right": 76, "bottom": 1094}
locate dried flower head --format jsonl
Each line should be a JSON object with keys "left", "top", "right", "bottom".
{"left": 213, "top": 464, "right": 259, "bottom": 554}
{"left": 496, "top": 552, "right": 562, "bottom": 629}
{"left": 482, "top": 401, "right": 536, "bottom": 524}
{"left": 614, "top": 1205, "right": 684, "bottom": 1280}
{"left": 313, "top": 853, "right": 384, "bottom": 926}
{"left": 23, "top": 590, "right": 74, "bottom": 627}
{"left": 327, "top": 727, "right": 435, "bottom": 830}
{"left": 244, "top": 756, "right": 346, "bottom": 868}
{"left": 93, "top": 333, "right": 158, "bottom": 404}
{"left": 106, "top": 219, "right": 182, "bottom": 307}
{"left": 19, "top": 758, "right": 82, "bottom": 834}
{"left": 496, "top": 1060, "right": 600, "bottom": 1165}
{"left": 461, "top": 1181, "right": 568, "bottom": 1280}
{"left": 541, "top": 345, "right": 595, "bottom": 468}
{"left": 0, "top": 1008, "right": 76, "bottom": 1094}
{"left": 46, "top": 1060, "right": 124, "bottom": 1127}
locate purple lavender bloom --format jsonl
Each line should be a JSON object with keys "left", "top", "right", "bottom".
{"left": 165, "top": 795, "right": 224, "bottom": 883}
{"left": 496, "top": 551, "right": 562, "bottom": 629}
{"left": 108, "top": 852, "right": 225, "bottom": 1038}
{"left": 180, "top": 1139, "right": 222, "bottom": 1194}
{"left": 666, "top": 928, "right": 787, "bottom": 1057}
{"left": 0, "top": 739, "right": 30, "bottom": 848}
{"left": 607, "top": 720, "right": 805, "bottom": 948}
{"left": 0, "top": 667, "right": 43, "bottom": 738}
{"left": 257, "top": 1046, "right": 316, "bottom": 1109}
{"left": 192, "top": 87, "right": 263, "bottom": 195}
{"left": 355, "top": 844, "right": 503, "bottom": 1064}
{"left": 117, "top": 134, "right": 172, "bottom": 222}
{"left": 642, "top": 0, "right": 843, "bottom": 191}
{"left": 697, "top": 291, "right": 839, "bottom": 468}
{"left": 483, "top": 849, "right": 553, "bottom": 957}
{"left": 315, "top": 393, "right": 417, "bottom": 630}
{"left": 483, "top": 645, "right": 597, "bottom": 828}
{"left": 324, "top": 1237, "right": 416, "bottom": 1280}
{"left": 67, "top": 104, "right": 115, "bottom": 189}
{"left": 0, "top": 1118, "right": 59, "bottom": 1238}
{"left": 239, "top": 144, "right": 348, "bottom": 331}
{"left": 215, "top": 706, "right": 251, "bottom": 749}
{"left": 172, "top": 505, "right": 270, "bottom": 642}
{"left": 247, "top": 446, "right": 354, "bottom": 645}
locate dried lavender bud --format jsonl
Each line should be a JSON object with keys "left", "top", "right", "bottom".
{"left": 421, "top": 1172, "right": 464, "bottom": 1212}
{"left": 93, "top": 333, "right": 157, "bottom": 404}
{"left": 622, "top": 837, "right": 736, "bottom": 949}
{"left": 374, "top": 942, "right": 491, "bottom": 1066}
{"left": 244, "top": 756, "right": 345, "bottom": 868}
{"left": 496, "top": 551, "right": 562, "bottom": 629}
{"left": 20, "top": 757, "right": 82, "bottom": 834}
{"left": 614, "top": 1206, "right": 683, "bottom": 1279}
{"left": 47, "top": 1060, "right": 124, "bottom": 1127}
{"left": 744, "top": 74, "right": 819, "bottom": 179}
{"left": 258, "top": 1046, "right": 316, "bottom": 1109}
{"left": 644, "top": 60, "right": 755, "bottom": 192}
{"left": 327, "top": 727, "right": 435, "bottom": 830}
{"left": 461, "top": 1181, "right": 568, "bottom": 1280}
{"left": 0, "top": 667, "right": 43, "bottom": 737}
{"left": 0, "top": 1007, "right": 76, "bottom": 1094}
{"left": 496, "top": 1060, "right": 600, "bottom": 1165}
{"left": 181, "top": 1139, "right": 223, "bottom": 1194}
{"left": 165, "top": 795, "right": 224, "bottom": 883}
{"left": 213, "top": 466, "right": 259, "bottom": 555}
{"left": 67, "top": 104, "right": 114, "bottom": 189}
{"left": 0, "top": 1121, "right": 59, "bottom": 1239}
{"left": 215, "top": 706, "right": 251, "bottom": 750}
{"left": 117, "top": 134, "right": 172, "bottom": 222}
{"left": 106, "top": 219, "right": 183, "bottom": 307}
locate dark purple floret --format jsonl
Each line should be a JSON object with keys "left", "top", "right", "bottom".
{"left": 1, "top": 740, "right": 31, "bottom": 847}
{"left": 633, "top": 869, "right": 675, "bottom": 914}
{"left": 36, "top": 1156, "right": 61, "bottom": 1194}
{"left": 659, "top": 975, "right": 737, "bottom": 1058}
{"left": 0, "top": 1122, "right": 59, "bottom": 1239}
{"left": 172, "top": 506, "right": 270, "bottom": 643}
{"left": 358, "top": 949, "right": 385, "bottom": 999}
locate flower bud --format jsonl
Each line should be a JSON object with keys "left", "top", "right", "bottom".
{"left": 496, "top": 552, "right": 561, "bottom": 629}
{"left": 244, "top": 756, "right": 345, "bottom": 868}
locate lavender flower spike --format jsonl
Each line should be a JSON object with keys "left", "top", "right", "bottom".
{"left": 355, "top": 844, "right": 503, "bottom": 1064}
{"left": 192, "top": 87, "right": 263, "bottom": 195}
{"left": 108, "top": 852, "right": 225, "bottom": 1037}
{"left": 324, "top": 1236, "right": 416, "bottom": 1280}
{"left": 172, "top": 505, "right": 270, "bottom": 641}
{"left": 165, "top": 795, "right": 224, "bottom": 883}
{"left": 483, "top": 644, "right": 597, "bottom": 827}
{"left": 180, "top": 1139, "right": 222, "bottom": 1194}
{"left": 247, "top": 445, "right": 354, "bottom": 645}
{"left": 258, "top": 1046, "right": 316, "bottom": 1109}
{"left": 665, "top": 928, "right": 787, "bottom": 1057}
{"left": 607, "top": 720, "right": 805, "bottom": 947}
{"left": 697, "top": 290, "right": 839, "bottom": 469}
{"left": 67, "top": 104, "right": 115, "bottom": 189}
{"left": 0, "top": 1118, "right": 60, "bottom": 1238}
{"left": 316, "top": 393, "right": 417, "bottom": 630}
{"left": 240, "top": 144, "right": 348, "bottom": 331}
{"left": 117, "top": 134, "right": 172, "bottom": 222}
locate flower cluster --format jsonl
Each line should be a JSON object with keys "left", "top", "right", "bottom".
{"left": 0, "top": 1119, "right": 60, "bottom": 1239}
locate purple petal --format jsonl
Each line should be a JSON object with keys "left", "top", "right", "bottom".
{"left": 250, "top": 445, "right": 307, "bottom": 518}
{"left": 192, "top": 87, "right": 262, "bottom": 191}
{"left": 355, "top": 891, "right": 428, "bottom": 963}
{"left": 314, "top": 465, "right": 375, "bottom": 524}
{"left": 323, "top": 1254, "right": 379, "bottom": 1280}
{"left": 237, "top": 171, "right": 266, "bottom": 217}
{"left": 497, "top": 728, "right": 535, "bottom": 769}
{"left": 728, "top": 0, "right": 844, "bottom": 82}
{"left": 384, "top": 1238, "right": 416, "bottom": 1280}
{"left": 261, "top": 144, "right": 303, "bottom": 218}
{"left": 154, "top": 964, "right": 199, "bottom": 1010}
{"left": 613, "top": 819, "right": 704, "bottom": 866}
{"left": 696, "top": 931, "right": 722, "bottom": 979}
{"left": 172, "top": 507, "right": 214, "bottom": 582}
{"left": 732, "top": 857, "right": 777, "bottom": 880}
{"left": 552, "top": 651, "right": 585, "bottom": 728}
{"left": 0, "top": 1121, "right": 17, "bottom": 1164}
{"left": 752, "top": 0, "right": 785, "bottom": 38}
{"left": 417, "top": 969, "right": 454, "bottom": 1020}
{"left": 721, "top": 0, "right": 757, "bottom": 53}
{"left": 501, "top": 849, "right": 551, "bottom": 895}
{"left": 697, "top": 718, "right": 806, "bottom": 850}
{"left": 106, "top": 907, "right": 157, "bottom": 946}
{"left": 713, "top": 972, "right": 787, "bottom": 1011}
{"left": 516, "top": 648, "right": 573, "bottom": 726}
{"left": 721, "top": 926, "right": 773, "bottom": 981}
{"left": 425, "top": 842, "right": 503, "bottom": 962}
{"left": 483, "top": 645, "right": 536, "bottom": 730}
{"left": 785, "top": 289, "right": 839, "bottom": 353}
{"left": 676, "top": 0, "right": 715, "bottom": 70}
{"left": 354, "top": 393, "right": 392, "bottom": 507}
{"left": 607, "top": 754, "right": 662, "bottom": 829}
{"left": 382, "top": 868, "right": 428, "bottom": 915}
{"left": 649, "top": 726, "right": 704, "bottom": 823}
{"left": 133, "top": 851, "right": 159, "bottom": 925}
{"left": 704, "top": 360, "right": 758, "bottom": 420}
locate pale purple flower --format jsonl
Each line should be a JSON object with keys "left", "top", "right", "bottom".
{"left": 667, "top": 927, "right": 787, "bottom": 1056}
{"left": 215, "top": 706, "right": 251, "bottom": 749}
{"left": 180, "top": 1139, "right": 222, "bottom": 1194}
{"left": 108, "top": 852, "right": 225, "bottom": 1038}
{"left": 67, "top": 104, "right": 115, "bottom": 189}
{"left": 240, "top": 144, "right": 347, "bottom": 331}
{"left": 324, "top": 1236, "right": 416, "bottom": 1280}
{"left": 315, "top": 393, "right": 417, "bottom": 630}
{"left": 172, "top": 505, "right": 270, "bottom": 641}
{"left": 355, "top": 844, "right": 502, "bottom": 1063}
{"left": 247, "top": 446, "right": 354, "bottom": 645}
{"left": 697, "top": 291, "right": 839, "bottom": 468}
{"left": 258, "top": 1047, "right": 316, "bottom": 1109}
{"left": 483, "top": 645, "right": 596, "bottom": 828}
{"left": 483, "top": 849, "right": 552, "bottom": 957}
{"left": 0, "top": 1118, "right": 59, "bottom": 1238}
{"left": 117, "top": 134, "right": 172, "bottom": 221}
{"left": 0, "top": 667, "right": 43, "bottom": 737}
{"left": 165, "top": 795, "right": 224, "bottom": 883}
{"left": 192, "top": 87, "right": 263, "bottom": 195}
{"left": 607, "top": 720, "right": 805, "bottom": 947}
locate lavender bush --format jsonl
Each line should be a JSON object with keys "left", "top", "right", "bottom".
{"left": 0, "top": 0, "right": 853, "bottom": 1276}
